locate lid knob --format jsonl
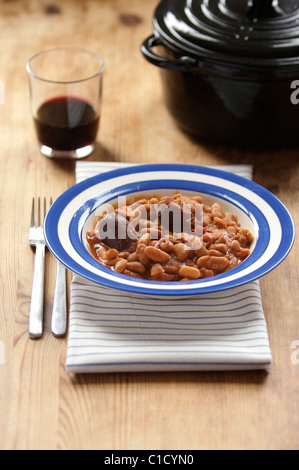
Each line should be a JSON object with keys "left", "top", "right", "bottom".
{"left": 246, "top": 0, "right": 282, "bottom": 19}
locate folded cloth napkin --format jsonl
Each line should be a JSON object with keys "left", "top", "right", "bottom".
{"left": 66, "top": 162, "right": 272, "bottom": 373}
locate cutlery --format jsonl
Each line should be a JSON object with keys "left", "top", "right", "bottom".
{"left": 29, "top": 197, "right": 50, "bottom": 339}
{"left": 51, "top": 260, "right": 67, "bottom": 337}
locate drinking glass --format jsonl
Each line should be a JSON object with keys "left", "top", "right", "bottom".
{"left": 27, "top": 47, "right": 104, "bottom": 159}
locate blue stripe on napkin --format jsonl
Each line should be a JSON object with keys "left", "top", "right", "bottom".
{"left": 65, "top": 162, "right": 271, "bottom": 373}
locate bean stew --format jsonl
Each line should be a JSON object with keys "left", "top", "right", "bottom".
{"left": 85, "top": 193, "right": 254, "bottom": 282}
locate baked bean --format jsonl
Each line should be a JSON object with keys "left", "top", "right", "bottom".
{"left": 228, "top": 257, "right": 239, "bottom": 269}
{"left": 202, "top": 233, "right": 213, "bottom": 247}
{"left": 127, "top": 261, "right": 146, "bottom": 274}
{"left": 243, "top": 229, "right": 254, "bottom": 244}
{"left": 179, "top": 266, "right": 201, "bottom": 279}
{"left": 230, "top": 239, "right": 241, "bottom": 253}
{"left": 203, "top": 213, "right": 212, "bottom": 226}
{"left": 200, "top": 267, "right": 214, "bottom": 278}
{"left": 195, "top": 244, "right": 208, "bottom": 257}
{"left": 104, "top": 257, "right": 119, "bottom": 266}
{"left": 214, "top": 217, "right": 227, "bottom": 229}
{"left": 126, "top": 207, "right": 140, "bottom": 219}
{"left": 211, "top": 202, "right": 224, "bottom": 219}
{"left": 206, "top": 256, "right": 229, "bottom": 272}
{"left": 138, "top": 218, "right": 155, "bottom": 229}
{"left": 123, "top": 269, "right": 143, "bottom": 278}
{"left": 173, "top": 243, "right": 188, "bottom": 261}
{"left": 114, "top": 258, "right": 128, "bottom": 273}
{"left": 150, "top": 263, "right": 165, "bottom": 277}
{"left": 207, "top": 249, "right": 223, "bottom": 257}
{"left": 158, "top": 273, "right": 176, "bottom": 281}
{"left": 96, "top": 245, "right": 106, "bottom": 260}
{"left": 127, "top": 252, "right": 139, "bottom": 262}
{"left": 137, "top": 232, "right": 150, "bottom": 245}
{"left": 227, "top": 226, "right": 237, "bottom": 236}
{"left": 187, "top": 249, "right": 195, "bottom": 260}
{"left": 185, "top": 259, "right": 196, "bottom": 267}
{"left": 211, "top": 228, "right": 222, "bottom": 241}
{"left": 140, "top": 227, "right": 162, "bottom": 239}
{"left": 105, "top": 248, "right": 119, "bottom": 260}
{"left": 224, "top": 213, "right": 238, "bottom": 226}
{"left": 196, "top": 255, "right": 211, "bottom": 268}
{"left": 115, "top": 208, "right": 127, "bottom": 218}
{"left": 149, "top": 197, "right": 160, "bottom": 204}
{"left": 238, "top": 228, "right": 254, "bottom": 247}
{"left": 144, "top": 245, "right": 170, "bottom": 263}
{"left": 238, "top": 248, "right": 251, "bottom": 259}
{"left": 190, "top": 195, "right": 203, "bottom": 203}
{"left": 164, "top": 258, "right": 182, "bottom": 274}
{"left": 136, "top": 243, "right": 150, "bottom": 265}
{"left": 188, "top": 235, "right": 202, "bottom": 251}
{"left": 157, "top": 238, "right": 174, "bottom": 253}
{"left": 211, "top": 243, "right": 228, "bottom": 253}
{"left": 135, "top": 198, "right": 148, "bottom": 205}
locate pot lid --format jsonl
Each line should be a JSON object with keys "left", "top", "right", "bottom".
{"left": 153, "top": 0, "right": 299, "bottom": 67}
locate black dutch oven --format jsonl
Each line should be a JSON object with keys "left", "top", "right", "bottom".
{"left": 141, "top": 0, "right": 299, "bottom": 149}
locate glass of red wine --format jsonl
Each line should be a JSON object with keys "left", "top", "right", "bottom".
{"left": 27, "top": 48, "right": 104, "bottom": 159}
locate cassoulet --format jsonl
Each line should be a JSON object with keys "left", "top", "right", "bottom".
{"left": 86, "top": 193, "right": 254, "bottom": 281}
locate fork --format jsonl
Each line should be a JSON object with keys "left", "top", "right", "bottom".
{"left": 29, "top": 197, "right": 50, "bottom": 339}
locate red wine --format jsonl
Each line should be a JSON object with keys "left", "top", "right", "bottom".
{"left": 34, "top": 96, "right": 99, "bottom": 151}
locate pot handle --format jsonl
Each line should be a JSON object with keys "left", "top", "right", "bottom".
{"left": 141, "top": 34, "right": 198, "bottom": 71}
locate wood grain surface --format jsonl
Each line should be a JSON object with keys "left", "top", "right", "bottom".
{"left": 0, "top": 0, "right": 298, "bottom": 450}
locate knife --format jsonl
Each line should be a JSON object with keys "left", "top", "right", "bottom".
{"left": 51, "top": 260, "right": 67, "bottom": 337}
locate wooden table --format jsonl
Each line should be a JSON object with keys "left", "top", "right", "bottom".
{"left": 0, "top": 0, "right": 298, "bottom": 450}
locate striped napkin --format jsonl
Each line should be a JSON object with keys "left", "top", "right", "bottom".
{"left": 65, "top": 162, "right": 272, "bottom": 373}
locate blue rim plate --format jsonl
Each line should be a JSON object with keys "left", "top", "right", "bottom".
{"left": 44, "top": 164, "right": 295, "bottom": 297}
